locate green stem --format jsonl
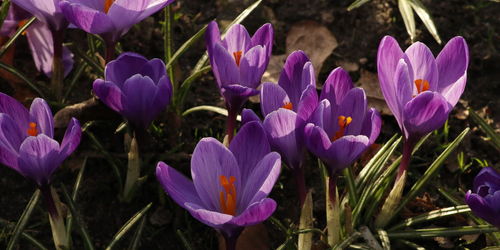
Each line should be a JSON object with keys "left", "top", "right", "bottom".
{"left": 226, "top": 107, "right": 237, "bottom": 144}
{"left": 51, "top": 30, "right": 64, "bottom": 101}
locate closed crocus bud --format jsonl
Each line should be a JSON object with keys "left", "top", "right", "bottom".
{"left": 465, "top": 167, "right": 500, "bottom": 228}
{"left": 92, "top": 52, "right": 173, "bottom": 130}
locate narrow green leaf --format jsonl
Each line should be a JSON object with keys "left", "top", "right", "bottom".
{"left": 396, "top": 240, "right": 425, "bottom": 249}
{"left": 21, "top": 233, "right": 49, "bottom": 250}
{"left": 409, "top": 0, "right": 442, "bottom": 44}
{"left": 0, "top": 0, "right": 11, "bottom": 29}
{"left": 392, "top": 128, "right": 470, "bottom": 223}
{"left": 343, "top": 167, "right": 358, "bottom": 207}
{"left": 356, "top": 134, "right": 399, "bottom": 186}
{"left": 468, "top": 108, "right": 500, "bottom": 151}
{"left": 332, "top": 231, "right": 361, "bottom": 250}
{"left": 7, "top": 190, "right": 41, "bottom": 250}
{"left": 0, "top": 61, "right": 45, "bottom": 98}
{"left": 388, "top": 205, "right": 471, "bottom": 231}
{"left": 176, "top": 65, "right": 211, "bottom": 112}
{"left": 398, "top": 0, "right": 416, "bottom": 42}
{"left": 61, "top": 185, "right": 95, "bottom": 250}
{"left": 387, "top": 225, "right": 498, "bottom": 238}
{"left": 63, "top": 61, "right": 87, "bottom": 103}
{"left": 377, "top": 230, "right": 390, "bottom": 250}
{"left": 176, "top": 230, "right": 193, "bottom": 250}
{"left": 105, "top": 203, "right": 152, "bottom": 250}
{"left": 163, "top": 6, "right": 175, "bottom": 91}
{"left": 347, "top": 0, "right": 372, "bottom": 11}
{"left": 166, "top": 25, "right": 207, "bottom": 70}
{"left": 71, "top": 46, "right": 104, "bottom": 75}
{"left": 0, "top": 16, "right": 36, "bottom": 58}
{"left": 182, "top": 105, "right": 242, "bottom": 121}
{"left": 127, "top": 215, "right": 147, "bottom": 250}
{"left": 66, "top": 157, "right": 88, "bottom": 242}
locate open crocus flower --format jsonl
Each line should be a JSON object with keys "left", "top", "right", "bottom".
{"left": 11, "top": 0, "right": 68, "bottom": 31}
{"left": 92, "top": 52, "right": 172, "bottom": 130}
{"left": 205, "top": 21, "right": 273, "bottom": 112}
{"left": 465, "top": 167, "right": 500, "bottom": 228}
{"left": 377, "top": 36, "right": 468, "bottom": 143}
{"left": 304, "top": 68, "right": 381, "bottom": 172}
{"left": 60, "top": 0, "right": 174, "bottom": 44}
{"left": 156, "top": 121, "right": 281, "bottom": 246}
{"left": 0, "top": 93, "right": 81, "bottom": 187}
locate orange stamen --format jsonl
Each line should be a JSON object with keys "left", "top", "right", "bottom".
{"left": 219, "top": 175, "right": 237, "bottom": 215}
{"left": 104, "top": 0, "right": 115, "bottom": 14}
{"left": 332, "top": 116, "right": 352, "bottom": 141}
{"left": 414, "top": 79, "right": 430, "bottom": 94}
{"left": 233, "top": 51, "right": 243, "bottom": 66}
{"left": 18, "top": 20, "right": 29, "bottom": 35}
{"left": 27, "top": 122, "right": 38, "bottom": 136}
{"left": 282, "top": 102, "right": 293, "bottom": 110}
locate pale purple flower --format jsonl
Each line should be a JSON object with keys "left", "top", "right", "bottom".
{"left": 11, "top": 0, "right": 68, "bottom": 31}
{"left": 465, "top": 167, "right": 500, "bottom": 228}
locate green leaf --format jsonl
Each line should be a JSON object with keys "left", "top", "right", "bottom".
{"left": 176, "top": 230, "right": 194, "bottom": 250}
{"left": 377, "top": 230, "right": 390, "bottom": 250}
{"left": 0, "top": 61, "right": 45, "bottom": 98}
{"left": 398, "top": 0, "right": 416, "bottom": 42}
{"left": 165, "top": 25, "right": 207, "bottom": 70}
{"left": 0, "top": 16, "right": 36, "bottom": 58}
{"left": 105, "top": 203, "right": 152, "bottom": 250}
{"left": 468, "top": 108, "right": 500, "bottom": 151}
{"left": 71, "top": 46, "right": 104, "bottom": 75}
{"left": 63, "top": 61, "right": 87, "bottom": 103}
{"left": 0, "top": 0, "right": 11, "bottom": 31}
{"left": 388, "top": 205, "right": 471, "bottom": 231}
{"left": 182, "top": 105, "right": 242, "bottom": 121}
{"left": 66, "top": 157, "right": 88, "bottom": 244}
{"left": 343, "top": 167, "right": 358, "bottom": 207}
{"left": 347, "top": 0, "right": 372, "bottom": 11}
{"left": 409, "top": 0, "right": 442, "bottom": 44}
{"left": 7, "top": 189, "right": 41, "bottom": 250}
{"left": 387, "top": 225, "right": 498, "bottom": 238}
{"left": 61, "top": 185, "right": 95, "bottom": 250}
{"left": 127, "top": 215, "right": 147, "bottom": 250}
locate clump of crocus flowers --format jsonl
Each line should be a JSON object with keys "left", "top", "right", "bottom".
{"left": 465, "top": 167, "right": 500, "bottom": 228}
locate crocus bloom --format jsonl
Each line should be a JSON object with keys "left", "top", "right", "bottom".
{"left": 92, "top": 52, "right": 172, "bottom": 129}
{"left": 304, "top": 67, "right": 381, "bottom": 172}
{"left": 465, "top": 167, "right": 500, "bottom": 228}
{"left": 0, "top": 93, "right": 81, "bottom": 187}
{"left": 60, "top": 0, "right": 174, "bottom": 44}
{"left": 205, "top": 21, "right": 273, "bottom": 112}
{"left": 11, "top": 0, "right": 68, "bottom": 31}
{"left": 156, "top": 121, "right": 281, "bottom": 242}
{"left": 0, "top": 5, "right": 74, "bottom": 77}
{"left": 377, "top": 36, "right": 468, "bottom": 143}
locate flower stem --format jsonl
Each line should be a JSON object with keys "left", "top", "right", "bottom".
{"left": 396, "top": 138, "right": 415, "bottom": 182}
{"left": 325, "top": 175, "right": 340, "bottom": 246}
{"left": 51, "top": 30, "right": 64, "bottom": 101}
{"left": 293, "top": 166, "right": 307, "bottom": 207}
{"left": 40, "top": 185, "right": 68, "bottom": 250}
{"left": 226, "top": 107, "right": 237, "bottom": 144}
{"left": 105, "top": 41, "right": 116, "bottom": 64}
{"left": 123, "top": 132, "right": 140, "bottom": 202}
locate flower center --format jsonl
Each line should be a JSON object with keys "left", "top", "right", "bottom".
{"left": 104, "top": 0, "right": 115, "bottom": 13}
{"left": 27, "top": 122, "right": 38, "bottom": 136}
{"left": 282, "top": 102, "right": 293, "bottom": 110}
{"left": 414, "top": 79, "right": 430, "bottom": 95}
{"left": 219, "top": 175, "right": 237, "bottom": 216}
{"left": 332, "top": 116, "right": 352, "bottom": 141}
{"left": 233, "top": 51, "right": 243, "bottom": 66}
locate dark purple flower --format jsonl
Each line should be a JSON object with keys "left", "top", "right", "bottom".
{"left": 60, "top": 0, "right": 174, "bottom": 44}
{"left": 156, "top": 121, "right": 281, "bottom": 239}
{"left": 11, "top": 0, "right": 68, "bottom": 31}
{"left": 377, "top": 36, "right": 468, "bottom": 142}
{"left": 0, "top": 93, "right": 81, "bottom": 186}
{"left": 205, "top": 21, "right": 273, "bottom": 112}
{"left": 93, "top": 52, "right": 172, "bottom": 129}
{"left": 465, "top": 167, "right": 500, "bottom": 228}
{"left": 304, "top": 67, "right": 381, "bottom": 172}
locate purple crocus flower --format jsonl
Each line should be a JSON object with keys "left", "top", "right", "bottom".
{"left": 465, "top": 167, "right": 500, "bottom": 228}
{"left": 59, "top": 0, "right": 174, "bottom": 44}
{"left": 156, "top": 121, "right": 281, "bottom": 247}
{"left": 205, "top": 21, "right": 273, "bottom": 113}
{"left": 304, "top": 67, "right": 381, "bottom": 172}
{"left": 377, "top": 36, "right": 469, "bottom": 143}
{"left": 0, "top": 93, "right": 81, "bottom": 187}
{"left": 92, "top": 52, "right": 172, "bottom": 129}
{"left": 11, "top": 0, "right": 68, "bottom": 31}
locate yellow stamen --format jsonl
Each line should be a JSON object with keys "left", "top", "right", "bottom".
{"left": 282, "top": 102, "right": 293, "bottom": 110}
{"left": 219, "top": 175, "right": 237, "bottom": 215}
{"left": 27, "top": 122, "right": 38, "bottom": 136}
{"left": 233, "top": 51, "right": 243, "bottom": 66}
{"left": 414, "top": 79, "right": 430, "bottom": 94}
{"left": 332, "top": 116, "right": 352, "bottom": 141}
{"left": 104, "top": 0, "right": 115, "bottom": 14}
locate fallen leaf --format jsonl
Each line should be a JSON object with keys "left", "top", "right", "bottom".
{"left": 357, "top": 69, "right": 391, "bottom": 115}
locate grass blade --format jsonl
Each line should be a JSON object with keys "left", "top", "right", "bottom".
{"left": 165, "top": 24, "right": 207, "bottom": 71}
{"left": 127, "top": 215, "right": 147, "bottom": 250}
{"left": 66, "top": 157, "right": 88, "bottom": 243}
{"left": 176, "top": 230, "right": 194, "bottom": 250}
{"left": 388, "top": 205, "right": 471, "bottom": 231}
{"left": 0, "top": 61, "right": 45, "bottom": 98}
{"left": 468, "top": 108, "right": 500, "bottom": 151}
{"left": 61, "top": 185, "right": 95, "bottom": 250}
{"left": 387, "top": 225, "right": 498, "bottom": 239}
{"left": 63, "top": 60, "right": 87, "bottom": 103}
{"left": 409, "top": 0, "right": 442, "bottom": 44}
{"left": 176, "top": 65, "right": 211, "bottom": 112}
{"left": 398, "top": 0, "right": 416, "bottom": 42}
{"left": 105, "top": 203, "right": 152, "bottom": 250}
{"left": 347, "top": 0, "right": 372, "bottom": 11}
{"left": 0, "top": 16, "right": 36, "bottom": 57}
{"left": 182, "top": 105, "right": 241, "bottom": 121}
{"left": 7, "top": 189, "right": 41, "bottom": 250}
{"left": 0, "top": 0, "right": 11, "bottom": 30}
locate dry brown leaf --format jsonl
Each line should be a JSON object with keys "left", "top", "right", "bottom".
{"left": 357, "top": 69, "right": 391, "bottom": 115}
{"left": 218, "top": 224, "right": 269, "bottom": 250}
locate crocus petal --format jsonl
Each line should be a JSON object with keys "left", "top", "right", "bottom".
{"left": 473, "top": 167, "right": 500, "bottom": 192}
{"left": 392, "top": 59, "right": 413, "bottom": 130}
{"left": 320, "top": 67, "right": 354, "bottom": 106}
{"left": 140, "top": 58, "right": 167, "bottom": 83}
{"left": 191, "top": 138, "right": 240, "bottom": 212}
{"left": 240, "top": 152, "right": 281, "bottom": 207}
{"left": 184, "top": 202, "right": 234, "bottom": 228}
{"left": 229, "top": 121, "right": 270, "bottom": 183}
{"left": 13, "top": 0, "right": 67, "bottom": 31}
{"left": 327, "top": 135, "right": 370, "bottom": 171}
{"left": 156, "top": 162, "right": 203, "bottom": 210}
{"left": 222, "top": 84, "right": 258, "bottom": 111}
{"left": 0, "top": 92, "right": 30, "bottom": 130}
{"left": 205, "top": 21, "right": 221, "bottom": 79}
{"left": 0, "top": 114, "right": 23, "bottom": 170}
{"left": 251, "top": 23, "right": 273, "bottom": 58}
{"left": 361, "top": 108, "right": 381, "bottom": 145}
{"left": 17, "top": 134, "right": 62, "bottom": 186}
{"left": 465, "top": 191, "right": 500, "bottom": 227}
{"left": 121, "top": 74, "right": 158, "bottom": 128}
{"left": 60, "top": 118, "right": 81, "bottom": 157}
{"left": 151, "top": 75, "right": 172, "bottom": 116}
{"left": 29, "top": 98, "right": 54, "bottom": 138}
{"left": 278, "top": 51, "right": 312, "bottom": 106}
{"left": 59, "top": 1, "right": 115, "bottom": 34}
{"left": 260, "top": 82, "right": 289, "bottom": 117}
{"left": 239, "top": 45, "right": 267, "bottom": 88}
{"left": 405, "top": 42, "right": 439, "bottom": 92}
{"left": 105, "top": 52, "right": 149, "bottom": 87}
{"left": 403, "top": 91, "right": 451, "bottom": 139}
{"left": 304, "top": 123, "right": 332, "bottom": 161}
{"left": 336, "top": 88, "right": 367, "bottom": 136}
{"left": 436, "top": 37, "right": 469, "bottom": 106}
{"left": 309, "top": 99, "right": 333, "bottom": 136}
{"left": 263, "top": 109, "right": 302, "bottom": 169}
{"left": 92, "top": 79, "right": 125, "bottom": 112}
{"left": 241, "top": 109, "right": 261, "bottom": 125}
{"left": 222, "top": 24, "right": 251, "bottom": 54}
{"left": 296, "top": 84, "right": 319, "bottom": 124}
{"left": 231, "top": 198, "right": 277, "bottom": 227}
{"left": 213, "top": 43, "right": 239, "bottom": 87}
